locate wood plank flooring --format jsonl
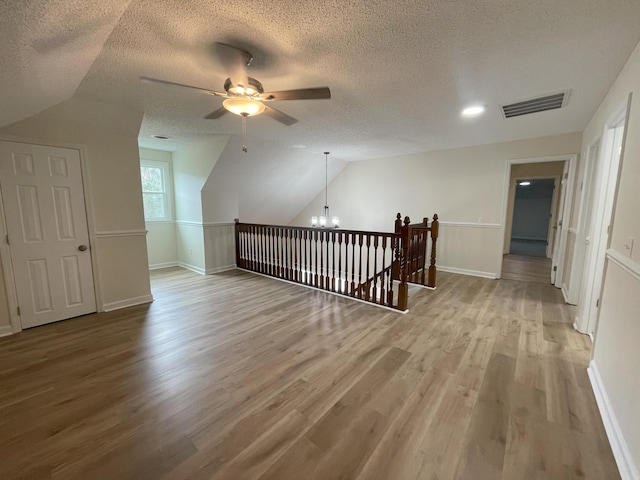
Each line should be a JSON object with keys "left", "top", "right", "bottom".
{"left": 501, "top": 254, "right": 553, "bottom": 284}
{"left": 0, "top": 267, "right": 619, "bottom": 479}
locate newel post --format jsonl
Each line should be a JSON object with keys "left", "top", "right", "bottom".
{"left": 392, "top": 213, "right": 402, "bottom": 280}
{"left": 398, "top": 216, "right": 410, "bottom": 311}
{"left": 427, "top": 214, "right": 439, "bottom": 288}
{"left": 234, "top": 218, "right": 241, "bottom": 268}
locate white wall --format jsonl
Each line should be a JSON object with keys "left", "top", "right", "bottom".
{"left": 0, "top": 96, "right": 152, "bottom": 318}
{"left": 291, "top": 133, "right": 581, "bottom": 278}
{"left": 587, "top": 40, "right": 640, "bottom": 479}
{"left": 172, "top": 137, "right": 228, "bottom": 272}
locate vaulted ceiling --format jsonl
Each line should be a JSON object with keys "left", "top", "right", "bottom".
{"left": 1, "top": 0, "right": 640, "bottom": 161}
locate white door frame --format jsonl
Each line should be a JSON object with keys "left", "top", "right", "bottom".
{"left": 565, "top": 140, "right": 601, "bottom": 305}
{"left": 574, "top": 97, "right": 629, "bottom": 336}
{"left": 498, "top": 154, "right": 578, "bottom": 285}
{"left": 0, "top": 134, "right": 102, "bottom": 334}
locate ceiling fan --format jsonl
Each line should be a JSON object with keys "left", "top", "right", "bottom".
{"left": 140, "top": 42, "right": 331, "bottom": 151}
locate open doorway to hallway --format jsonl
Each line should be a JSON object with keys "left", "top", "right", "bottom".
{"left": 500, "top": 157, "right": 576, "bottom": 286}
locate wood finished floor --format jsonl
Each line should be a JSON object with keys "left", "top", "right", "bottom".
{"left": 0, "top": 268, "right": 619, "bottom": 480}
{"left": 502, "top": 254, "right": 553, "bottom": 284}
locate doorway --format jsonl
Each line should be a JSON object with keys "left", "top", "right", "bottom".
{"left": 500, "top": 156, "right": 576, "bottom": 286}
{"left": 509, "top": 178, "right": 557, "bottom": 257}
{"left": 0, "top": 141, "right": 97, "bottom": 329}
{"left": 574, "top": 101, "right": 628, "bottom": 337}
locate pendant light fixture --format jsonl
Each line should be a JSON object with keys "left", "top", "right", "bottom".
{"left": 311, "top": 152, "right": 339, "bottom": 228}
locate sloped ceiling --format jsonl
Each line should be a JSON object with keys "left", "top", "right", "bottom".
{"left": 0, "top": 0, "right": 132, "bottom": 127}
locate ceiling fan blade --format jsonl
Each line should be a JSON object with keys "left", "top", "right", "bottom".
{"left": 204, "top": 107, "right": 228, "bottom": 119}
{"left": 215, "top": 42, "right": 250, "bottom": 89}
{"left": 263, "top": 105, "right": 298, "bottom": 126}
{"left": 261, "top": 87, "right": 331, "bottom": 101}
{"left": 140, "top": 76, "right": 225, "bottom": 97}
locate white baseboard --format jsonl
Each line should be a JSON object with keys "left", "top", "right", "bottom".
{"left": 177, "top": 262, "right": 206, "bottom": 275}
{"left": 437, "top": 265, "right": 498, "bottom": 279}
{"left": 149, "top": 261, "right": 179, "bottom": 270}
{"left": 561, "top": 284, "right": 569, "bottom": 303}
{"left": 588, "top": 360, "right": 640, "bottom": 480}
{"left": 103, "top": 294, "right": 154, "bottom": 312}
{"left": 205, "top": 264, "right": 237, "bottom": 274}
{"left": 0, "top": 325, "right": 14, "bottom": 337}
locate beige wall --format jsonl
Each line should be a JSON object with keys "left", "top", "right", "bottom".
{"left": 292, "top": 133, "right": 581, "bottom": 277}
{"left": 0, "top": 96, "right": 151, "bottom": 319}
{"left": 587, "top": 40, "right": 640, "bottom": 476}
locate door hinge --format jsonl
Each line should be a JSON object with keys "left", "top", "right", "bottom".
{"left": 5, "top": 234, "right": 8, "bottom": 245}
{"left": 17, "top": 306, "right": 20, "bottom": 316}
{"left": 596, "top": 298, "right": 600, "bottom": 308}
{"left": 553, "top": 266, "right": 557, "bottom": 272}
{"left": 564, "top": 172, "right": 568, "bottom": 179}
{"left": 558, "top": 220, "right": 563, "bottom": 227}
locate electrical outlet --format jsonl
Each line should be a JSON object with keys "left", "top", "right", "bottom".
{"left": 189, "top": 247, "right": 193, "bottom": 255}
{"left": 478, "top": 216, "right": 483, "bottom": 223}
{"left": 624, "top": 237, "right": 634, "bottom": 257}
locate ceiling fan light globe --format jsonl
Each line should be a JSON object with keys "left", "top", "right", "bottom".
{"left": 223, "top": 97, "right": 266, "bottom": 116}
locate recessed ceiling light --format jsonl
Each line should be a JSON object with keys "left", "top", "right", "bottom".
{"left": 462, "top": 105, "right": 485, "bottom": 117}
{"left": 151, "top": 134, "right": 172, "bottom": 140}
{"left": 292, "top": 144, "right": 307, "bottom": 149}
{"left": 519, "top": 181, "right": 531, "bottom": 186}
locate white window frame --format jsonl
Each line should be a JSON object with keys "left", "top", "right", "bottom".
{"left": 140, "top": 159, "right": 173, "bottom": 222}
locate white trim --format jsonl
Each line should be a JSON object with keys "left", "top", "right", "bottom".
{"left": 561, "top": 284, "right": 570, "bottom": 304}
{"left": 95, "top": 229, "right": 148, "bottom": 238}
{"left": 205, "top": 264, "right": 237, "bottom": 274}
{"left": 175, "top": 220, "right": 236, "bottom": 227}
{"left": 0, "top": 325, "right": 13, "bottom": 337}
{"left": 437, "top": 265, "right": 498, "bottom": 279}
{"left": 439, "top": 221, "right": 501, "bottom": 229}
{"left": 606, "top": 249, "right": 640, "bottom": 282}
{"left": 178, "top": 261, "right": 206, "bottom": 275}
{"left": 145, "top": 220, "right": 175, "bottom": 225}
{"left": 588, "top": 360, "right": 640, "bottom": 480}
{"left": 149, "top": 261, "right": 179, "bottom": 270}
{"left": 0, "top": 181, "right": 21, "bottom": 333}
{"left": 240, "top": 269, "right": 409, "bottom": 314}
{"left": 203, "top": 221, "right": 236, "bottom": 227}
{"left": 175, "top": 220, "right": 203, "bottom": 227}
{"left": 102, "top": 294, "right": 154, "bottom": 312}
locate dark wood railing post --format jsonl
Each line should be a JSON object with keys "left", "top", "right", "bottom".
{"left": 234, "top": 219, "right": 241, "bottom": 268}
{"left": 398, "top": 216, "right": 410, "bottom": 311}
{"left": 428, "top": 213, "right": 439, "bottom": 288}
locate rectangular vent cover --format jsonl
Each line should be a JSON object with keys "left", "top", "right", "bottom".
{"left": 501, "top": 91, "right": 569, "bottom": 118}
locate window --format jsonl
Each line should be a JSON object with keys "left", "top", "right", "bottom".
{"left": 140, "top": 159, "right": 172, "bottom": 221}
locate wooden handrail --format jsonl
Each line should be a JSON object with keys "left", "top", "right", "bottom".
{"left": 235, "top": 213, "right": 438, "bottom": 311}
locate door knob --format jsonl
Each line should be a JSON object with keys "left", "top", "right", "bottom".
{"left": 78, "top": 245, "right": 88, "bottom": 251}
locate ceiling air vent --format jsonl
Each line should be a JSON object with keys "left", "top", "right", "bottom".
{"left": 501, "top": 91, "right": 569, "bottom": 118}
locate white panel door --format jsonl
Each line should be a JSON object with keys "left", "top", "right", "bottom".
{"left": 0, "top": 141, "right": 96, "bottom": 328}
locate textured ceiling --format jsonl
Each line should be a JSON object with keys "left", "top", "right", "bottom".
{"left": 1, "top": 0, "right": 640, "bottom": 162}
